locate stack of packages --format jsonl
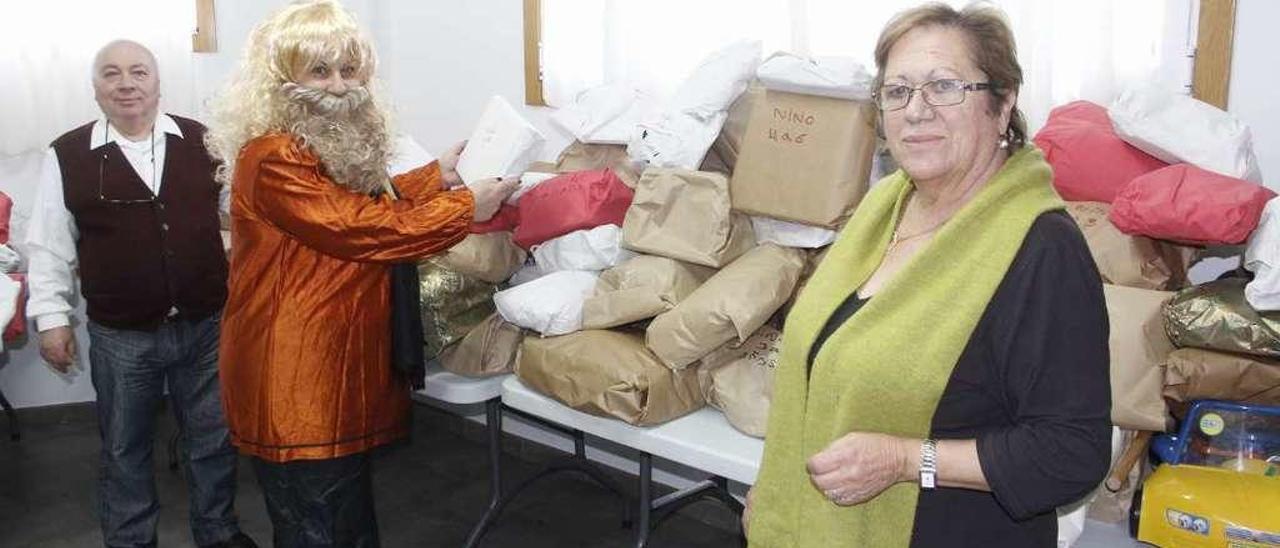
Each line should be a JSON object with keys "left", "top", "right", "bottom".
{"left": 426, "top": 46, "right": 878, "bottom": 435}
{"left": 0, "top": 192, "right": 25, "bottom": 347}
{"left": 417, "top": 96, "right": 543, "bottom": 378}
{"left": 1033, "top": 86, "right": 1279, "bottom": 523}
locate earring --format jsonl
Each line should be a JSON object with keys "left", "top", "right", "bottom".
{"left": 998, "top": 135, "right": 1010, "bottom": 150}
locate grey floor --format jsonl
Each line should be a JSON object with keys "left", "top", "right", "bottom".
{"left": 0, "top": 402, "right": 744, "bottom": 548}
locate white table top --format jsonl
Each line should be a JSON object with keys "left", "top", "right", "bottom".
{"left": 501, "top": 376, "right": 764, "bottom": 485}
{"left": 412, "top": 363, "right": 508, "bottom": 406}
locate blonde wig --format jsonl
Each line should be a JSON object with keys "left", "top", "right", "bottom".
{"left": 205, "top": 0, "right": 393, "bottom": 190}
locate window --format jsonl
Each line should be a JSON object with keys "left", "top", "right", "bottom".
{"left": 528, "top": 1, "right": 1222, "bottom": 131}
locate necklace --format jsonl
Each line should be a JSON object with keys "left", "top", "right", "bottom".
{"left": 888, "top": 221, "right": 945, "bottom": 248}
{"left": 888, "top": 192, "right": 952, "bottom": 249}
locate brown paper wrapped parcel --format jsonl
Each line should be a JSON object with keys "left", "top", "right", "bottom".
{"left": 1104, "top": 284, "right": 1174, "bottom": 431}
{"left": 697, "top": 325, "right": 782, "bottom": 438}
{"left": 646, "top": 244, "right": 805, "bottom": 370}
{"left": 555, "top": 141, "right": 641, "bottom": 188}
{"left": 1065, "top": 202, "right": 1193, "bottom": 290}
{"left": 1163, "top": 347, "right": 1280, "bottom": 406}
{"left": 730, "top": 88, "right": 876, "bottom": 228}
{"left": 581, "top": 255, "right": 716, "bottom": 330}
{"left": 433, "top": 231, "right": 527, "bottom": 284}
{"left": 439, "top": 313, "right": 524, "bottom": 378}
{"left": 515, "top": 329, "right": 704, "bottom": 426}
{"left": 622, "top": 168, "right": 756, "bottom": 268}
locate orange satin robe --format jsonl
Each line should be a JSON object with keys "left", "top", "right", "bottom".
{"left": 219, "top": 133, "right": 474, "bottom": 462}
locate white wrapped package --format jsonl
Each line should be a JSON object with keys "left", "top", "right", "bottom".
{"left": 456, "top": 96, "right": 546, "bottom": 184}
{"left": 387, "top": 134, "right": 436, "bottom": 176}
{"left": 668, "top": 40, "right": 762, "bottom": 119}
{"left": 628, "top": 40, "right": 760, "bottom": 168}
{"left": 0, "top": 244, "right": 21, "bottom": 272}
{"left": 628, "top": 111, "right": 727, "bottom": 169}
{"left": 755, "top": 53, "right": 873, "bottom": 101}
{"left": 0, "top": 273, "right": 19, "bottom": 350}
{"left": 533, "top": 225, "right": 637, "bottom": 273}
{"left": 495, "top": 270, "right": 599, "bottom": 336}
{"left": 506, "top": 261, "right": 544, "bottom": 286}
{"left": 1245, "top": 197, "right": 1280, "bottom": 311}
{"left": 1110, "top": 85, "right": 1262, "bottom": 182}
{"left": 550, "top": 84, "right": 655, "bottom": 145}
{"left": 509, "top": 171, "right": 558, "bottom": 205}
{"left": 750, "top": 216, "right": 837, "bottom": 248}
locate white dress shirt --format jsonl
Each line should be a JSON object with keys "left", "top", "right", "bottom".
{"left": 25, "top": 114, "right": 230, "bottom": 332}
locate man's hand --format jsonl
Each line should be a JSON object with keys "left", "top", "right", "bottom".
{"left": 439, "top": 140, "right": 467, "bottom": 188}
{"left": 807, "top": 432, "right": 910, "bottom": 506}
{"left": 469, "top": 177, "right": 520, "bottom": 222}
{"left": 38, "top": 326, "right": 77, "bottom": 374}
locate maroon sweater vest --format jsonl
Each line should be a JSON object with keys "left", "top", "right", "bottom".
{"left": 51, "top": 115, "right": 228, "bottom": 329}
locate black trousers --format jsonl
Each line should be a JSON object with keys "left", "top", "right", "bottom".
{"left": 252, "top": 453, "right": 379, "bottom": 548}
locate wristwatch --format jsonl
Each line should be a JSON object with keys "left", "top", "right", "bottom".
{"left": 919, "top": 439, "right": 938, "bottom": 489}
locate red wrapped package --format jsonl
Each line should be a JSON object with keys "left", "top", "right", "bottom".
{"left": 3, "top": 273, "right": 25, "bottom": 342}
{"left": 1110, "top": 164, "right": 1277, "bottom": 245}
{"left": 1032, "top": 101, "right": 1167, "bottom": 203}
{"left": 0, "top": 192, "right": 11, "bottom": 244}
{"left": 513, "top": 169, "right": 634, "bottom": 249}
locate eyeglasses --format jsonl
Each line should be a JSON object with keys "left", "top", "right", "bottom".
{"left": 98, "top": 122, "right": 157, "bottom": 205}
{"left": 874, "top": 79, "right": 992, "bottom": 112}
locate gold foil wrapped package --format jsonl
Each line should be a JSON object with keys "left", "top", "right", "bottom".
{"left": 1163, "top": 277, "right": 1280, "bottom": 359}
{"left": 417, "top": 260, "right": 498, "bottom": 359}
{"left": 515, "top": 330, "right": 705, "bottom": 426}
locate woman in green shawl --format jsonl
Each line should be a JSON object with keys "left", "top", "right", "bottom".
{"left": 745, "top": 4, "right": 1112, "bottom": 547}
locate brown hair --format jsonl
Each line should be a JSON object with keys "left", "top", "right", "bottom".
{"left": 873, "top": 2, "right": 1026, "bottom": 148}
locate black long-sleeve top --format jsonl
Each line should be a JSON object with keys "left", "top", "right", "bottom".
{"left": 809, "top": 211, "right": 1113, "bottom": 547}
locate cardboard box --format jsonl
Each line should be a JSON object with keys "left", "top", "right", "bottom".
{"left": 730, "top": 89, "right": 877, "bottom": 228}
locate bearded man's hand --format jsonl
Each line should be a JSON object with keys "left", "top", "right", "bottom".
{"left": 468, "top": 177, "right": 520, "bottom": 222}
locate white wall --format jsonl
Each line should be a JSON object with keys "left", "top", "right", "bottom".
{"left": 376, "top": 0, "right": 571, "bottom": 160}
{"left": 1228, "top": 0, "right": 1280, "bottom": 190}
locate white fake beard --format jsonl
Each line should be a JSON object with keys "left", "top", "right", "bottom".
{"left": 282, "top": 83, "right": 392, "bottom": 195}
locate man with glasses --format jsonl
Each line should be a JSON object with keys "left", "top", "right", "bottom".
{"left": 26, "top": 40, "right": 256, "bottom": 548}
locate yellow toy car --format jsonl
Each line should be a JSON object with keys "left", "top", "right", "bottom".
{"left": 1132, "top": 400, "right": 1280, "bottom": 547}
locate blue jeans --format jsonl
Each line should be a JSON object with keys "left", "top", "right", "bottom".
{"left": 88, "top": 313, "right": 241, "bottom": 548}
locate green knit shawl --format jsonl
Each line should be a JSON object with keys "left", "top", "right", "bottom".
{"left": 748, "top": 146, "right": 1063, "bottom": 548}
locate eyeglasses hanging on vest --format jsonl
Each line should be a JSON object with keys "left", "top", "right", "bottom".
{"left": 97, "top": 120, "right": 158, "bottom": 204}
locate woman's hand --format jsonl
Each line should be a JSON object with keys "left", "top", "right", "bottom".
{"left": 807, "top": 432, "right": 911, "bottom": 506}
{"left": 439, "top": 140, "right": 467, "bottom": 188}
{"left": 742, "top": 486, "right": 755, "bottom": 537}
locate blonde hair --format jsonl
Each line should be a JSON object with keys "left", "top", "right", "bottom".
{"left": 873, "top": 2, "right": 1027, "bottom": 148}
{"left": 205, "top": 0, "right": 390, "bottom": 186}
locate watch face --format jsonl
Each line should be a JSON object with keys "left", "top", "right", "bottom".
{"left": 921, "top": 471, "right": 936, "bottom": 489}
